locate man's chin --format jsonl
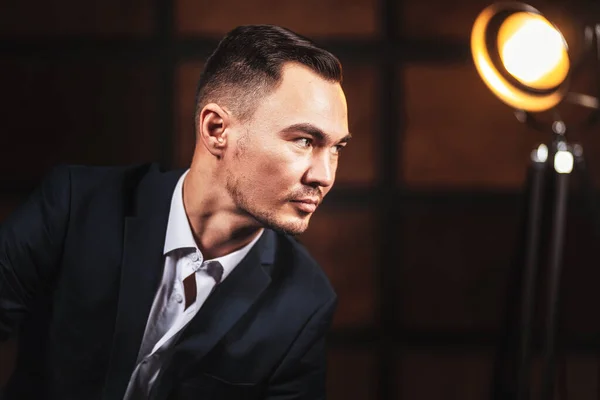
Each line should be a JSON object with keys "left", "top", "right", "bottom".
{"left": 268, "top": 215, "right": 311, "bottom": 236}
{"left": 246, "top": 206, "right": 312, "bottom": 236}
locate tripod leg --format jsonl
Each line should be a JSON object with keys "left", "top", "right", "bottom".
{"left": 540, "top": 153, "right": 572, "bottom": 400}
{"left": 516, "top": 151, "right": 548, "bottom": 400}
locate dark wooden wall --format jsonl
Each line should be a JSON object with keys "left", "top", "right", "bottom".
{"left": 3, "top": 0, "right": 600, "bottom": 399}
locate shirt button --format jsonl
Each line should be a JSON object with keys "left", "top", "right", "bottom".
{"left": 190, "top": 252, "right": 199, "bottom": 262}
{"left": 174, "top": 293, "right": 183, "bottom": 303}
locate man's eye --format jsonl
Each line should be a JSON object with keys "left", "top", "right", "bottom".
{"left": 332, "top": 144, "right": 346, "bottom": 154}
{"left": 297, "top": 138, "right": 312, "bottom": 148}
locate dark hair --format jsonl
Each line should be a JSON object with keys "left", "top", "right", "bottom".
{"left": 194, "top": 25, "right": 343, "bottom": 133}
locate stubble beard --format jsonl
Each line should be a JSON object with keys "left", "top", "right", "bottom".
{"left": 225, "top": 131, "right": 311, "bottom": 236}
{"left": 225, "top": 172, "right": 309, "bottom": 236}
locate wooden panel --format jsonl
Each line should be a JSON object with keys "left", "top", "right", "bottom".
{"left": 174, "top": 62, "right": 203, "bottom": 168}
{"left": 0, "top": 60, "right": 162, "bottom": 184}
{"left": 175, "top": 62, "right": 378, "bottom": 186}
{"left": 401, "top": 63, "right": 549, "bottom": 189}
{"left": 397, "top": 350, "right": 493, "bottom": 400}
{"left": 557, "top": 209, "right": 600, "bottom": 337}
{"left": 562, "top": 355, "right": 598, "bottom": 400}
{"left": 394, "top": 193, "right": 600, "bottom": 336}
{"left": 396, "top": 192, "right": 600, "bottom": 335}
{"left": 300, "top": 209, "right": 377, "bottom": 329}
{"left": 327, "top": 348, "right": 377, "bottom": 400}
{"left": 440, "top": 352, "right": 599, "bottom": 400}
{"left": 557, "top": 59, "right": 600, "bottom": 187}
{"left": 400, "top": 0, "right": 552, "bottom": 40}
{"left": 176, "top": 0, "right": 378, "bottom": 37}
{"left": 398, "top": 352, "right": 600, "bottom": 400}
{"left": 337, "top": 64, "right": 378, "bottom": 186}
{"left": 395, "top": 202, "right": 519, "bottom": 332}
{"left": 0, "top": 0, "right": 154, "bottom": 36}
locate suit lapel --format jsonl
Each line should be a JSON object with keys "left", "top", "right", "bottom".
{"left": 181, "top": 228, "right": 276, "bottom": 343}
{"left": 102, "top": 166, "right": 185, "bottom": 400}
{"left": 151, "top": 230, "right": 278, "bottom": 400}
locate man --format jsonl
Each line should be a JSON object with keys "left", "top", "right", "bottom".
{"left": 0, "top": 25, "right": 350, "bottom": 399}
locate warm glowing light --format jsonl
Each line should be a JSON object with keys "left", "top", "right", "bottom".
{"left": 536, "top": 144, "right": 548, "bottom": 162}
{"left": 471, "top": 3, "right": 570, "bottom": 112}
{"left": 498, "top": 13, "right": 569, "bottom": 90}
{"left": 554, "top": 150, "right": 573, "bottom": 173}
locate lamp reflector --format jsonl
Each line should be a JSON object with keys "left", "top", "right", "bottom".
{"left": 471, "top": 3, "right": 571, "bottom": 112}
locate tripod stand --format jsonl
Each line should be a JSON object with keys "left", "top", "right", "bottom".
{"left": 513, "top": 120, "right": 596, "bottom": 400}
{"left": 471, "top": 11, "right": 600, "bottom": 396}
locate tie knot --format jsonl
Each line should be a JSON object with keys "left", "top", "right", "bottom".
{"left": 204, "top": 261, "right": 224, "bottom": 284}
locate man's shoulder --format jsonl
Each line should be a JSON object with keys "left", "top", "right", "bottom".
{"left": 55, "top": 162, "right": 181, "bottom": 199}
{"left": 65, "top": 162, "right": 161, "bottom": 189}
{"left": 41, "top": 163, "right": 182, "bottom": 218}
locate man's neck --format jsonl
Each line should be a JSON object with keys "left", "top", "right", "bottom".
{"left": 182, "top": 169, "right": 263, "bottom": 259}
{"left": 191, "top": 218, "right": 263, "bottom": 260}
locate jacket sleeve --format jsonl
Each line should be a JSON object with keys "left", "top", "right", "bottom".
{"left": 265, "top": 295, "right": 338, "bottom": 400}
{"left": 0, "top": 166, "right": 71, "bottom": 341}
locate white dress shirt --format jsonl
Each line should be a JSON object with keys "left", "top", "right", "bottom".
{"left": 124, "top": 170, "right": 263, "bottom": 399}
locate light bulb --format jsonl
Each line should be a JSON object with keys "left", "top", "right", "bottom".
{"left": 498, "top": 13, "right": 569, "bottom": 90}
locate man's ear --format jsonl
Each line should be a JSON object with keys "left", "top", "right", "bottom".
{"left": 197, "top": 103, "right": 230, "bottom": 158}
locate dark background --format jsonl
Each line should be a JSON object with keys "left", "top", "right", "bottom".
{"left": 3, "top": 0, "right": 600, "bottom": 398}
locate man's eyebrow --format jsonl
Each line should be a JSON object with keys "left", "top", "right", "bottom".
{"left": 281, "top": 123, "right": 352, "bottom": 144}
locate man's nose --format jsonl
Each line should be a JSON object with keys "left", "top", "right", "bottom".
{"left": 304, "top": 152, "right": 335, "bottom": 188}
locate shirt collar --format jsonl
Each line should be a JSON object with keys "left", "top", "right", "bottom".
{"left": 163, "top": 169, "right": 196, "bottom": 255}
{"left": 163, "top": 169, "right": 264, "bottom": 280}
{"left": 211, "top": 229, "right": 263, "bottom": 281}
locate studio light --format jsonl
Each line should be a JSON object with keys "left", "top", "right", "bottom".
{"left": 471, "top": 3, "right": 600, "bottom": 400}
{"left": 471, "top": 2, "right": 570, "bottom": 112}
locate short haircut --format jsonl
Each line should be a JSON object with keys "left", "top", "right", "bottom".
{"left": 194, "top": 25, "right": 343, "bottom": 135}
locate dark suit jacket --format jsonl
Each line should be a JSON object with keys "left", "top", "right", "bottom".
{"left": 0, "top": 163, "right": 337, "bottom": 400}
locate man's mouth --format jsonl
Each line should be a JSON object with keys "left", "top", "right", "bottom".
{"left": 290, "top": 198, "right": 319, "bottom": 213}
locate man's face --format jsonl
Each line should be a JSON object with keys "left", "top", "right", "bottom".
{"left": 224, "top": 63, "right": 350, "bottom": 235}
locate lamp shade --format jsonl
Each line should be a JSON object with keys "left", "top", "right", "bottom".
{"left": 471, "top": 2, "right": 570, "bottom": 112}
